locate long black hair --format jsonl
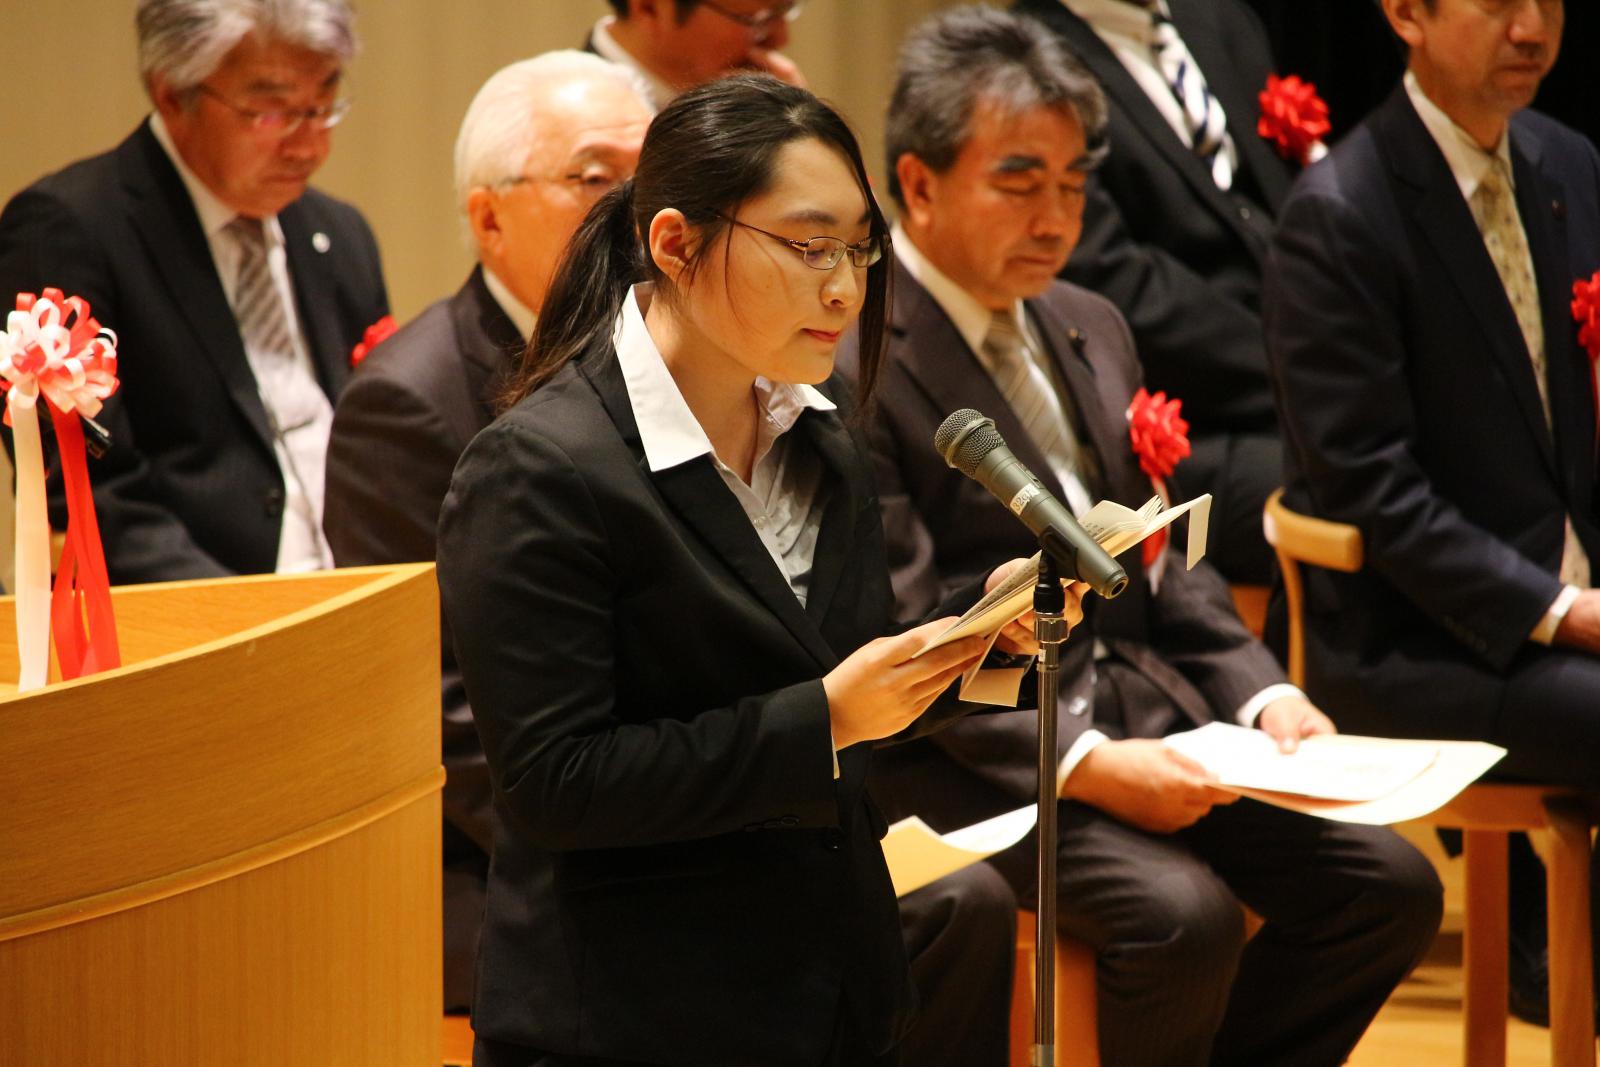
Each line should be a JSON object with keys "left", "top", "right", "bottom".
{"left": 502, "top": 73, "right": 892, "bottom": 414}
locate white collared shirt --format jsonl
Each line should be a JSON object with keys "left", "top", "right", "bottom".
{"left": 893, "top": 226, "right": 1301, "bottom": 784}
{"left": 590, "top": 17, "right": 677, "bottom": 112}
{"left": 1403, "top": 73, "right": 1586, "bottom": 642}
{"left": 148, "top": 113, "right": 333, "bottom": 573}
{"left": 1061, "top": 0, "right": 1239, "bottom": 182}
{"left": 482, "top": 266, "right": 537, "bottom": 341}
{"left": 612, "top": 283, "right": 834, "bottom": 606}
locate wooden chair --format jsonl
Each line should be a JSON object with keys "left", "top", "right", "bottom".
{"left": 442, "top": 1014, "right": 472, "bottom": 1067}
{"left": 1010, "top": 914, "right": 1099, "bottom": 1067}
{"left": 1264, "top": 488, "right": 1598, "bottom": 1067}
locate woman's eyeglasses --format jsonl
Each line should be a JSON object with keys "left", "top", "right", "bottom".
{"left": 719, "top": 215, "right": 885, "bottom": 270}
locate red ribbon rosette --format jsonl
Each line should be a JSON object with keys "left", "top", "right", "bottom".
{"left": 1127, "top": 387, "right": 1191, "bottom": 569}
{"left": 1258, "top": 74, "right": 1331, "bottom": 167}
{"left": 1572, "top": 271, "right": 1600, "bottom": 447}
{"left": 350, "top": 314, "right": 398, "bottom": 368}
{"left": 0, "top": 288, "right": 122, "bottom": 689}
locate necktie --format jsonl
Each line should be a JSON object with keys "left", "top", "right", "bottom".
{"left": 1147, "top": 4, "right": 1234, "bottom": 191}
{"left": 226, "top": 216, "right": 326, "bottom": 435}
{"left": 1468, "top": 162, "right": 1590, "bottom": 589}
{"left": 981, "top": 310, "right": 1091, "bottom": 500}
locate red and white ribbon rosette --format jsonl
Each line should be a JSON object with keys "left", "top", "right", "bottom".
{"left": 1127, "top": 387, "right": 1192, "bottom": 571}
{"left": 0, "top": 288, "right": 121, "bottom": 691}
{"left": 1258, "top": 74, "right": 1330, "bottom": 167}
{"left": 1573, "top": 271, "right": 1600, "bottom": 450}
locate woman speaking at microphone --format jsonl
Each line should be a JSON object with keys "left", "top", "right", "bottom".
{"left": 438, "top": 75, "right": 1072, "bottom": 1067}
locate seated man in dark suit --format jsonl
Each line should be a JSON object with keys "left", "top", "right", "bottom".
{"left": 586, "top": 0, "right": 805, "bottom": 111}
{"left": 0, "top": 0, "right": 388, "bottom": 583}
{"left": 1010, "top": 0, "right": 1299, "bottom": 584}
{"left": 324, "top": 50, "right": 652, "bottom": 1016}
{"left": 841, "top": 9, "right": 1443, "bottom": 1064}
{"left": 1265, "top": 0, "right": 1599, "bottom": 1024}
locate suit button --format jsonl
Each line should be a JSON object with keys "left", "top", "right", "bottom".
{"left": 781, "top": 815, "right": 799, "bottom": 827}
{"left": 263, "top": 487, "right": 286, "bottom": 517}
{"left": 821, "top": 829, "right": 843, "bottom": 851}
{"left": 1239, "top": 205, "right": 1253, "bottom": 220}
{"left": 1067, "top": 695, "right": 1090, "bottom": 717}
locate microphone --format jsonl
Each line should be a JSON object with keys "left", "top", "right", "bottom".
{"left": 935, "top": 408, "right": 1128, "bottom": 599}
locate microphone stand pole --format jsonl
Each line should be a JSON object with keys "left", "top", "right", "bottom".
{"left": 1032, "top": 552, "right": 1067, "bottom": 1067}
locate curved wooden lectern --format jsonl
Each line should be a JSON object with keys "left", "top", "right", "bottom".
{"left": 0, "top": 564, "right": 444, "bottom": 1065}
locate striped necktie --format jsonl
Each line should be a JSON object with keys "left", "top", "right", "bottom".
{"left": 226, "top": 216, "right": 324, "bottom": 435}
{"left": 1146, "top": 3, "right": 1234, "bottom": 191}
{"left": 980, "top": 310, "right": 1089, "bottom": 497}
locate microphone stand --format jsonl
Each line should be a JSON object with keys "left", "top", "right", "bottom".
{"left": 1031, "top": 552, "right": 1067, "bottom": 1067}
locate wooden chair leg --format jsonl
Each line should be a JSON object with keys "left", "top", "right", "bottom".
{"left": 1543, "top": 800, "right": 1596, "bottom": 1067}
{"left": 1462, "top": 828, "right": 1510, "bottom": 1067}
{"left": 1055, "top": 937, "right": 1099, "bottom": 1067}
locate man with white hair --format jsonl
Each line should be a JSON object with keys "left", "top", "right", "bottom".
{"left": 322, "top": 50, "right": 652, "bottom": 1013}
{"left": 0, "top": 0, "right": 388, "bottom": 582}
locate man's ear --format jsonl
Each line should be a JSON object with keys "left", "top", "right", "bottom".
{"left": 1382, "top": 0, "right": 1426, "bottom": 49}
{"left": 647, "top": 207, "right": 694, "bottom": 285}
{"left": 149, "top": 73, "right": 186, "bottom": 123}
{"left": 466, "top": 187, "right": 504, "bottom": 262}
{"left": 895, "top": 153, "right": 939, "bottom": 233}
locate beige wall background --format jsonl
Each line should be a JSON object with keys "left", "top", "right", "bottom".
{"left": 0, "top": 0, "right": 968, "bottom": 322}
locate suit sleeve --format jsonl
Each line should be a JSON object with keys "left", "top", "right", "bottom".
{"left": 437, "top": 419, "right": 839, "bottom": 852}
{"left": 324, "top": 368, "right": 494, "bottom": 853}
{"left": 0, "top": 187, "right": 231, "bottom": 581}
{"left": 1265, "top": 186, "right": 1561, "bottom": 669}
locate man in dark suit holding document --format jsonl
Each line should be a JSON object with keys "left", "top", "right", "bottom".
{"left": 841, "top": 10, "right": 1443, "bottom": 1064}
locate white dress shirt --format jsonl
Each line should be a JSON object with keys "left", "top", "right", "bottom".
{"left": 482, "top": 266, "right": 537, "bottom": 342}
{"left": 1060, "top": 0, "right": 1239, "bottom": 183}
{"left": 149, "top": 113, "right": 333, "bottom": 573}
{"left": 1403, "top": 72, "right": 1587, "bottom": 643}
{"left": 590, "top": 17, "right": 676, "bottom": 112}
{"left": 894, "top": 228, "right": 1301, "bottom": 787}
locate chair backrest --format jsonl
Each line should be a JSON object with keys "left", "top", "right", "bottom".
{"left": 1262, "top": 489, "right": 1364, "bottom": 686}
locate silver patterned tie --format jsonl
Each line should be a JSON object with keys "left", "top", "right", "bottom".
{"left": 981, "top": 310, "right": 1082, "bottom": 486}
{"left": 226, "top": 216, "right": 324, "bottom": 435}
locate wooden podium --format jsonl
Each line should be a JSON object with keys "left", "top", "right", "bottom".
{"left": 0, "top": 564, "right": 444, "bottom": 1065}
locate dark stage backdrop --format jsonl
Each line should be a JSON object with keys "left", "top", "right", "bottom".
{"left": 1241, "top": 0, "right": 1598, "bottom": 152}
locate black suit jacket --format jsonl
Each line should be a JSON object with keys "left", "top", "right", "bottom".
{"left": 324, "top": 266, "right": 522, "bottom": 1010}
{"left": 839, "top": 260, "right": 1281, "bottom": 804}
{"left": 0, "top": 122, "right": 388, "bottom": 582}
{"left": 1265, "top": 87, "right": 1600, "bottom": 738}
{"left": 436, "top": 337, "right": 986, "bottom": 1064}
{"left": 1015, "top": 0, "right": 1291, "bottom": 436}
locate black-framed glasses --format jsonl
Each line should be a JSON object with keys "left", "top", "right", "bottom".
{"left": 196, "top": 83, "right": 351, "bottom": 137}
{"left": 719, "top": 214, "right": 885, "bottom": 270}
{"left": 698, "top": 0, "right": 804, "bottom": 31}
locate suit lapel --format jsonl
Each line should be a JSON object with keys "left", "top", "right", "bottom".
{"left": 119, "top": 125, "right": 275, "bottom": 455}
{"left": 889, "top": 260, "right": 1068, "bottom": 500}
{"left": 579, "top": 343, "right": 840, "bottom": 669}
{"left": 1513, "top": 126, "right": 1598, "bottom": 504}
{"left": 1380, "top": 91, "right": 1558, "bottom": 476}
{"left": 452, "top": 266, "right": 525, "bottom": 426}
{"left": 798, "top": 407, "right": 865, "bottom": 630}
{"left": 280, "top": 201, "right": 349, "bottom": 399}
{"left": 1022, "top": 294, "right": 1129, "bottom": 498}
{"left": 1018, "top": 0, "right": 1266, "bottom": 245}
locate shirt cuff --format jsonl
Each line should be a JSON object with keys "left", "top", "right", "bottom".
{"left": 1234, "top": 683, "right": 1305, "bottom": 728}
{"left": 1530, "top": 584, "right": 1582, "bottom": 646}
{"left": 830, "top": 732, "right": 841, "bottom": 780}
{"left": 1055, "top": 729, "right": 1110, "bottom": 796}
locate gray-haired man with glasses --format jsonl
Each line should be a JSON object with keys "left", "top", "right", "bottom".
{"left": 0, "top": 0, "right": 388, "bottom": 583}
{"left": 588, "top": 0, "right": 807, "bottom": 110}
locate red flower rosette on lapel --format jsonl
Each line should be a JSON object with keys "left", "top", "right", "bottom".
{"left": 0, "top": 288, "right": 122, "bottom": 690}
{"left": 1258, "top": 74, "right": 1331, "bottom": 167}
{"left": 350, "top": 314, "right": 398, "bottom": 368}
{"left": 1126, "top": 387, "right": 1191, "bottom": 569}
{"left": 1572, "top": 271, "right": 1600, "bottom": 447}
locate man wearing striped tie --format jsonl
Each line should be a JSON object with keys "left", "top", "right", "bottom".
{"left": 1012, "top": 0, "right": 1294, "bottom": 587}
{"left": 840, "top": 9, "right": 1442, "bottom": 1065}
{"left": 0, "top": 0, "right": 388, "bottom": 583}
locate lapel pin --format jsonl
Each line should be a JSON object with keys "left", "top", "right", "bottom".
{"left": 312, "top": 231, "right": 331, "bottom": 253}
{"left": 1553, "top": 200, "right": 1566, "bottom": 220}
{"left": 1067, "top": 327, "right": 1088, "bottom": 354}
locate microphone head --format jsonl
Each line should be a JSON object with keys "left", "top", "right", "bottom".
{"left": 934, "top": 409, "right": 1003, "bottom": 477}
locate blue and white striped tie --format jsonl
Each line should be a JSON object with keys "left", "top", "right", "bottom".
{"left": 1148, "top": 4, "right": 1235, "bottom": 191}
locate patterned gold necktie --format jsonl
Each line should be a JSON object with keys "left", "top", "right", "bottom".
{"left": 1470, "top": 159, "right": 1549, "bottom": 420}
